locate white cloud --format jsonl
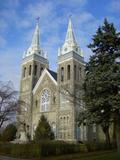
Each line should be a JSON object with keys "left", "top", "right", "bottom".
{"left": 108, "top": 0, "right": 120, "bottom": 13}
{"left": 0, "top": 7, "right": 31, "bottom": 30}
{"left": 0, "top": 36, "right": 7, "bottom": 47}
{"left": 2, "top": 0, "right": 20, "bottom": 8}
{"left": 25, "top": 1, "right": 54, "bottom": 20}
{"left": 0, "top": 48, "right": 22, "bottom": 89}
{"left": 56, "top": 0, "right": 87, "bottom": 7}
{"left": 0, "top": 19, "right": 8, "bottom": 32}
{"left": 75, "top": 12, "right": 95, "bottom": 24}
{"left": 18, "top": 19, "right": 31, "bottom": 28}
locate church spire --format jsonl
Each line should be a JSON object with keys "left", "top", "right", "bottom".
{"left": 58, "top": 17, "right": 83, "bottom": 57}
{"left": 31, "top": 18, "right": 40, "bottom": 49}
{"left": 23, "top": 18, "right": 47, "bottom": 59}
{"left": 65, "top": 16, "right": 77, "bottom": 45}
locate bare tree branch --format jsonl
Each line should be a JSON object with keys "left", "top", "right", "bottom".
{"left": 0, "top": 81, "right": 24, "bottom": 129}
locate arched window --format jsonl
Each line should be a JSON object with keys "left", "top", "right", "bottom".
{"left": 41, "top": 89, "right": 50, "bottom": 112}
{"left": 61, "top": 67, "right": 64, "bottom": 82}
{"left": 29, "top": 65, "right": 32, "bottom": 75}
{"left": 40, "top": 67, "right": 43, "bottom": 75}
{"left": 79, "top": 67, "right": 81, "bottom": 80}
{"left": 34, "top": 65, "right": 37, "bottom": 76}
{"left": 67, "top": 65, "right": 70, "bottom": 80}
{"left": 74, "top": 65, "right": 76, "bottom": 80}
{"left": 23, "top": 67, "right": 26, "bottom": 77}
{"left": 67, "top": 116, "right": 69, "bottom": 123}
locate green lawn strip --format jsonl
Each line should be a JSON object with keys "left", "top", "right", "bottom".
{"left": 73, "top": 152, "right": 120, "bottom": 160}
{"left": 0, "top": 150, "right": 119, "bottom": 160}
{"left": 42, "top": 150, "right": 118, "bottom": 160}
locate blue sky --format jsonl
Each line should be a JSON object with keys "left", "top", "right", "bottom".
{"left": 0, "top": 0, "right": 120, "bottom": 89}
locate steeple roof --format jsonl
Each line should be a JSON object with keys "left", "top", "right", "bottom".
{"left": 58, "top": 17, "right": 83, "bottom": 57}
{"left": 23, "top": 20, "right": 47, "bottom": 59}
{"left": 65, "top": 17, "right": 77, "bottom": 45}
{"left": 31, "top": 22, "right": 40, "bottom": 50}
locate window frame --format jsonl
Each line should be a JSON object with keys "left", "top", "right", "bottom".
{"left": 67, "top": 65, "right": 70, "bottom": 80}
{"left": 40, "top": 89, "right": 51, "bottom": 112}
{"left": 61, "top": 67, "right": 64, "bottom": 82}
{"left": 29, "top": 65, "right": 32, "bottom": 75}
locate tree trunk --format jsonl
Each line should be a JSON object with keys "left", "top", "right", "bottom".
{"left": 104, "top": 129, "right": 110, "bottom": 147}
{"left": 103, "top": 128, "right": 111, "bottom": 148}
{"left": 115, "top": 114, "right": 120, "bottom": 153}
{"left": 105, "top": 130, "right": 111, "bottom": 147}
{"left": 112, "top": 122, "right": 116, "bottom": 147}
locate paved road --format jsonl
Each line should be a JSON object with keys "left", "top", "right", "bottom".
{"left": 0, "top": 156, "right": 29, "bottom": 160}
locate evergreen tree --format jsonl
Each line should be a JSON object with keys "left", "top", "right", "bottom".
{"left": 84, "top": 19, "right": 120, "bottom": 151}
{"left": 34, "top": 115, "right": 54, "bottom": 142}
{"left": 2, "top": 123, "right": 17, "bottom": 141}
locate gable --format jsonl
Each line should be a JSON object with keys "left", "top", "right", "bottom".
{"left": 33, "top": 68, "right": 57, "bottom": 94}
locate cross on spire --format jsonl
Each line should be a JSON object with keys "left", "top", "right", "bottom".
{"left": 36, "top": 17, "right": 40, "bottom": 24}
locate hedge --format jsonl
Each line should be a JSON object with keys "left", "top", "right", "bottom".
{"left": 0, "top": 141, "right": 115, "bottom": 158}
{"left": 41, "top": 141, "right": 87, "bottom": 156}
{"left": 85, "top": 142, "right": 116, "bottom": 152}
{"left": 0, "top": 141, "right": 87, "bottom": 158}
{"left": 0, "top": 143, "right": 40, "bottom": 158}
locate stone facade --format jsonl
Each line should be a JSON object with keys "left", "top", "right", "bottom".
{"left": 17, "top": 18, "right": 95, "bottom": 142}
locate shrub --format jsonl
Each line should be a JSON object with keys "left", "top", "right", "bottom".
{"left": 11, "top": 143, "right": 40, "bottom": 158}
{"left": 85, "top": 142, "right": 116, "bottom": 152}
{"left": 34, "top": 115, "right": 54, "bottom": 142}
{"left": 1, "top": 124, "right": 17, "bottom": 142}
{"left": 0, "top": 141, "right": 87, "bottom": 158}
{"left": 0, "top": 143, "right": 40, "bottom": 158}
{"left": 41, "top": 141, "right": 87, "bottom": 156}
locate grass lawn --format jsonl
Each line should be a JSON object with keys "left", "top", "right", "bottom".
{"left": 0, "top": 150, "right": 119, "bottom": 160}
{"left": 42, "top": 151, "right": 120, "bottom": 160}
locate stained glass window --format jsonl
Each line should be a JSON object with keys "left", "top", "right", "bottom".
{"left": 41, "top": 89, "right": 50, "bottom": 112}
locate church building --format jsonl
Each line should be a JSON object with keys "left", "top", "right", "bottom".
{"left": 17, "top": 18, "right": 95, "bottom": 142}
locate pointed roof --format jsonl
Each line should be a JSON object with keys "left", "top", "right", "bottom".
{"left": 58, "top": 17, "right": 84, "bottom": 57}
{"left": 23, "top": 20, "right": 47, "bottom": 59}
{"left": 31, "top": 22, "right": 40, "bottom": 50}
{"left": 65, "top": 17, "right": 77, "bottom": 45}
